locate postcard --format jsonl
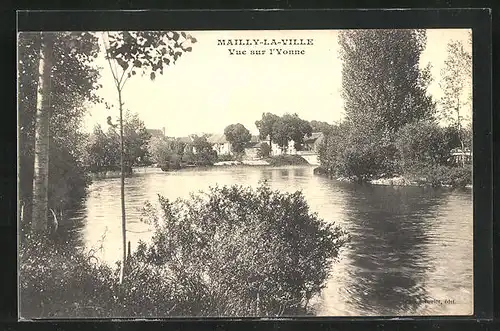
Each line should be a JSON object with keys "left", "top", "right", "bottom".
{"left": 18, "top": 27, "right": 473, "bottom": 319}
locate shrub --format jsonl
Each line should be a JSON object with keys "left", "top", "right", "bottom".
{"left": 19, "top": 184, "right": 348, "bottom": 318}
{"left": 257, "top": 142, "right": 271, "bottom": 158}
{"left": 137, "top": 184, "right": 349, "bottom": 316}
{"left": 409, "top": 164, "right": 472, "bottom": 188}
{"left": 394, "top": 121, "right": 452, "bottom": 173}
{"left": 19, "top": 238, "right": 118, "bottom": 319}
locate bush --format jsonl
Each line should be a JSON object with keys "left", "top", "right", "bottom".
{"left": 409, "top": 164, "right": 472, "bottom": 188}
{"left": 335, "top": 137, "right": 399, "bottom": 180}
{"left": 19, "top": 184, "right": 348, "bottom": 318}
{"left": 19, "top": 238, "right": 118, "bottom": 319}
{"left": 19, "top": 237, "right": 182, "bottom": 318}
{"left": 137, "top": 184, "right": 348, "bottom": 316}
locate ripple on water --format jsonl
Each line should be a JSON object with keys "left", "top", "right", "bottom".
{"left": 68, "top": 166, "right": 472, "bottom": 316}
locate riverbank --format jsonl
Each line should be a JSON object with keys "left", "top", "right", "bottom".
{"left": 313, "top": 167, "right": 472, "bottom": 189}
{"left": 155, "top": 155, "right": 312, "bottom": 171}
{"left": 89, "top": 167, "right": 133, "bottom": 180}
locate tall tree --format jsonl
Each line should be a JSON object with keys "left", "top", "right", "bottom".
{"left": 19, "top": 32, "right": 101, "bottom": 235}
{"left": 439, "top": 37, "right": 472, "bottom": 165}
{"left": 102, "top": 31, "right": 196, "bottom": 283}
{"left": 339, "top": 29, "right": 435, "bottom": 132}
{"left": 30, "top": 33, "right": 54, "bottom": 233}
{"left": 335, "top": 29, "right": 435, "bottom": 179}
{"left": 255, "top": 113, "right": 279, "bottom": 154}
{"left": 224, "top": 123, "right": 252, "bottom": 154}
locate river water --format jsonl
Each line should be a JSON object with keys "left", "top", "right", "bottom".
{"left": 63, "top": 165, "right": 473, "bottom": 317}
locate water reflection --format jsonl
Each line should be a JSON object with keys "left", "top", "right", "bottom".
{"left": 58, "top": 166, "right": 472, "bottom": 316}
{"left": 339, "top": 185, "right": 445, "bottom": 316}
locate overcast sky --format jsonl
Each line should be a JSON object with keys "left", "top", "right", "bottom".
{"left": 82, "top": 29, "right": 471, "bottom": 137}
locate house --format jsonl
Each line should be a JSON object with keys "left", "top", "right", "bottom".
{"left": 270, "top": 140, "right": 296, "bottom": 156}
{"left": 177, "top": 136, "right": 197, "bottom": 154}
{"left": 207, "top": 133, "right": 232, "bottom": 155}
{"left": 146, "top": 127, "right": 165, "bottom": 138}
{"left": 243, "top": 135, "right": 262, "bottom": 159}
{"left": 303, "top": 132, "right": 325, "bottom": 153}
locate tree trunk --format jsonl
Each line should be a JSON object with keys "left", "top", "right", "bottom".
{"left": 31, "top": 33, "right": 53, "bottom": 233}
{"left": 118, "top": 89, "right": 127, "bottom": 284}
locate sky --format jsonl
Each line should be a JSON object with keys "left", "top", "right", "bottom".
{"left": 82, "top": 29, "right": 472, "bottom": 137}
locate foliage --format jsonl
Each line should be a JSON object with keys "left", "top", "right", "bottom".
{"left": 309, "top": 120, "right": 334, "bottom": 135}
{"left": 20, "top": 184, "right": 348, "bottom": 318}
{"left": 182, "top": 135, "right": 218, "bottom": 166}
{"left": 409, "top": 164, "right": 472, "bottom": 188}
{"left": 439, "top": 38, "right": 472, "bottom": 154}
{"left": 255, "top": 113, "right": 280, "bottom": 152}
{"left": 217, "top": 154, "right": 240, "bottom": 162}
{"left": 316, "top": 30, "right": 436, "bottom": 180}
{"left": 338, "top": 29, "right": 435, "bottom": 132}
{"left": 137, "top": 184, "right": 348, "bottom": 316}
{"left": 394, "top": 121, "right": 452, "bottom": 173}
{"left": 18, "top": 32, "right": 102, "bottom": 229}
{"left": 48, "top": 137, "right": 91, "bottom": 213}
{"left": 336, "top": 130, "right": 399, "bottom": 180}
{"left": 148, "top": 136, "right": 186, "bottom": 169}
{"left": 19, "top": 238, "right": 118, "bottom": 318}
{"left": 85, "top": 112, "right": 151, "bottom": 172}
{"left": 122, "top": 111, "right": 151, "bottom": 166}
{"left": 271, "top": 114, "right": 312, "bottom": 152}
{"left": 84, "top": 125, "right": 119, "bottom": 172}
{"left": 104, "top": 31, "right": 197, "bottom": 82}
{"left": 224, "top": 123, "right": 252, "bottom": 154}
{"left": 257, "top": 142, "right": 271, "bottom": 158}
{"left": 317, "top": 124, "right": 348, "bottom": 176}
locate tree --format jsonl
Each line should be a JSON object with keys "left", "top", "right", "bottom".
{"left": 309, "top": 120, "right": 334, "bottom": 135}
{"left": 257, "top": 142, "right": 271, "bottom": 158}
{"left": 18, "top": 32, "right": 101, "bottom": 236}
{"left": 334, "top": 29, "right": 435, "bottom": 179}
{"left": 271, "top": 114, "right": 312, "bottom": 153}
{"left": 224, "top": 123, "right": 252, "bottom": 154}
{"left": 85, "top": 113, "right": 151, "bottom": 173}
{"left": 339, "top": 29, "right": 435, "bottom": 132}
{"left": 30, "top": 33, "right": 54, "bottom": 233}
{"left": 102, "top": 31, "right": 196, "bottom": 283}
{"left": 286, "top": 114, "right": 312, "bottom": 151}
{"left": 271, "top": 117, "right": 292, "bottom": 153}
{"left": 122, "top": 111, "right": 151, "bottom": 166}
{"left": 318, "top": 123, "right": 348, "bottom": 176}
{"left": 394, "top": 120, "right": 451, "bottom": 173}
{"left": 255, "top": 113, "right": 280, "bottom": 154}
{"left": 191, "top": 135, "right": 218, "bottom": 165}
{"left": 439, "top": 37, "right": 472, "bottom": 166}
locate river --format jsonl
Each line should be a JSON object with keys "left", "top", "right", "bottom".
{"left": 62, "top": 165, "right": 473, "bottom": 317}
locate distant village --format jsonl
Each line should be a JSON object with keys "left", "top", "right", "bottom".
{"left": 146, "top": 127, "right": 325, "bottom": 164}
